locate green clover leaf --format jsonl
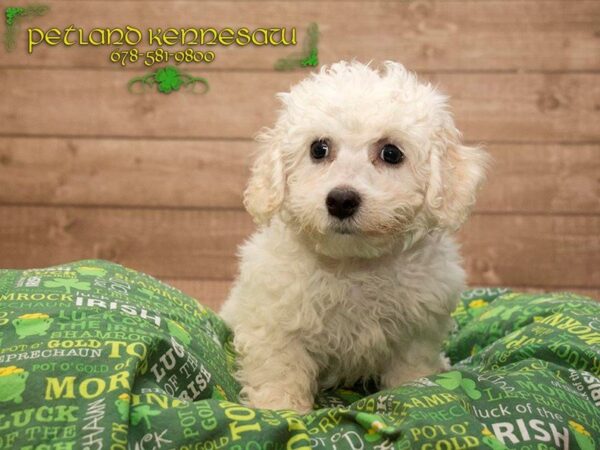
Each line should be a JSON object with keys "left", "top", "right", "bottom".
{"left": 435, "top": 371, "right": 462, "bottom": 390}
{"left": 131, "top": 405, "right": 161, "bottom": 430}
{"left": 435, "top": 371, "right": 482, "bottom": 400}
{"left": 460, "top": 378, "right": 482, "bottom": 399}
{"left": 155, "top": 67, "right": 182, "bottom": 93}
{"left": 128, "top": 66, "right": 209, "bottom": 95}
{"left": 43, "top": 278, "right": 91, "bottom": 294}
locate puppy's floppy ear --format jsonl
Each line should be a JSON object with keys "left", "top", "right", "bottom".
{"left": 243, "top": 127, "right": 286, "bottom": 225}
{"left": 425, "top": 119, "right": 489, "bottom": 231}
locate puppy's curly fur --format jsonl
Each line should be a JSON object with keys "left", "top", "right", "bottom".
{"left": 220, "top": 61, "right": 488, "bottom": 413}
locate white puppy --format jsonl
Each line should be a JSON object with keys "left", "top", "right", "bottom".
{"left": 220, "top": 61, "right": 487, "bottom": 413}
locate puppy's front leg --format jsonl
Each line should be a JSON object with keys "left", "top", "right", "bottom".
{"left": 381, "top": 339, "right": 449, "bottom": 389}
{"left": 233, "top": 330, "right": 318, "bottom": 413}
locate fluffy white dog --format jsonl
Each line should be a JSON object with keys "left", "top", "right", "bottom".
{"left": 220, "top": 61, "right": 488, "bottom": 413}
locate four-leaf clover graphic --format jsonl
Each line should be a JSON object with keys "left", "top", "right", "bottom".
{"left": 128, "top": 66, "right": 209, "bottom": 95}
{"left": 155, "top": 67, "right": 182, "bottom": 93}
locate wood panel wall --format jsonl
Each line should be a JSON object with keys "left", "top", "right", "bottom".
{"left": 1, "top": 1, "right": 599, "bottom": 310}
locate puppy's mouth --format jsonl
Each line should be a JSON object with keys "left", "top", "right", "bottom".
{"left": 333, "top": 228, "right": 354, "bottom": 235}
{"left": 327, "top": 218, "right": 403, "bottom": 238}
{"left": 329, "top": 220, "right": 358, "bottom": 235}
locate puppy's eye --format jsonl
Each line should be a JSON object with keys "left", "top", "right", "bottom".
{"left": 310, "top": 140, "right": 329, "bottom": 160}
{"left": 379, "top": 144, "right": 404, "bottom": 165}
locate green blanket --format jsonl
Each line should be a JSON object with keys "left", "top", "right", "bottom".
{"left": 0, "top": 260, "right": 598, "bottom": 450}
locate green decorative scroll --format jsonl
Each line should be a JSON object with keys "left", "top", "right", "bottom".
{"left": 4, "top": 5, "right": 49, "bottom": 52}
{"left": 275, "top": 22, "right": 319, "bottom": 70}
{"left": 128, "top": 66, "right": 209, "bottom": 95}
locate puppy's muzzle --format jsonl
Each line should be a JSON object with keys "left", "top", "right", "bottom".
{"left": 326, "top": 187, "right": 361, "bottom": 220}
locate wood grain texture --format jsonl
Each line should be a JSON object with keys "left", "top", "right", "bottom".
{"left": 3, "top": 1, "right": 600, "bottom": 71}
{"left": 0, "top": 137, "right": 250, "bottom": 208}
{"left": 1, "top": 138, "right": 598, "bottom": 214}
{"left": 478, "top": 144, "right": 600, "bottom": 214}
{"left": 2, "top": 70, "right": 600, "bottom": 142}
{"left": 0, "top": 206, "right": 597, "bottom": 288}
{"left": 162, "top": 279, "right": 600, "bottom": 312}
{"left": 0, "top": 206, "right": 251, "bottom": 279}
{"left": 1, "top": 0, "right": 598, "bottom": 295}
{"left": 165, "top": 278, "right": 231, "bottom": 312}
{"left": 458, "top": 215, "right": 600, "bottom": 288}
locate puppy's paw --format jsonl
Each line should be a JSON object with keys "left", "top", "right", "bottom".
{"left": 381, "top": 358, "right": 446, "bottom": 389}
{"left": 242, "top": 386, "right": 313, "bottom": 414}
{"left": 439, "top": 353, "right": 452, "bottom": 371}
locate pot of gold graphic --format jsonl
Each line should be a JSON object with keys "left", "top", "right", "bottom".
{"left": 12, "top": 313, "right": 53, "bottom": 339}
{"left": 0, "top": 366, "right": 29, "bottom": 404}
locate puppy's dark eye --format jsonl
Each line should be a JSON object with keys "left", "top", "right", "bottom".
{"left": 379, "top": 144, "right": 404, "bottom": 165}
{"left": 310, "top": 140, "right": 329, "bottom": 160}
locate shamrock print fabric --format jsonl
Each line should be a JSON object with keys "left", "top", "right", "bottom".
{"left": 0, "top": 260, "right": 598, "bottom": 449}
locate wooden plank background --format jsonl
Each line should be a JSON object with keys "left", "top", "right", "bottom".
{"left": 1, "top": 0, "right": 599, "bottom": 310}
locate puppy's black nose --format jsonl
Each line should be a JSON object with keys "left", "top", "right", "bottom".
{"left": 326, "top": 188, "right": 361, "bottom": 219}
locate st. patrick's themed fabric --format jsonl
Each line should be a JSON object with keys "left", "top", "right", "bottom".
{"left": 0, "top": 260, "right": 598, "bottom": 450}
